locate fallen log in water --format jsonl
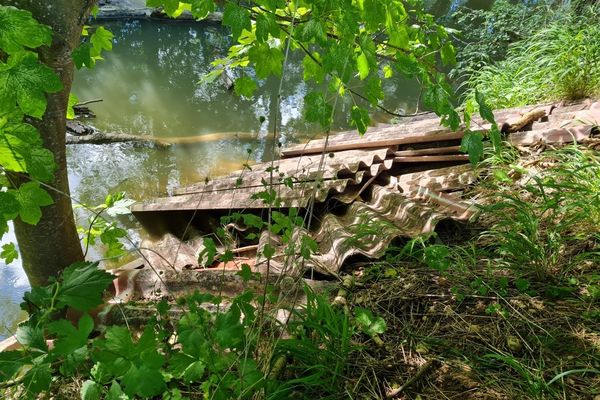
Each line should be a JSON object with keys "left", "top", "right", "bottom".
{"left": 66, "top": 130, "right": 259, "bottom": 147}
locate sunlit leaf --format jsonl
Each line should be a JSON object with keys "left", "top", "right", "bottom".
{"left": 0, "top": 243, "right": 18, "bottom": 264}
{"left": 0, "top": 51, "right": 62, "bottom": 118}
{"left": 13, "top": 181, "right": 53, "bottom": 225}
{"left": 0, "top": 6, "right": 52, "bottom": 54}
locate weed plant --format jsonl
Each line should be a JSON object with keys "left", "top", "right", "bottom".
{"left": 462, "top": 4, "right": 600, "bottom": 108}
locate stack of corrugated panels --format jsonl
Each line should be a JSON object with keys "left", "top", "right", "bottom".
{"left": 130, "top": 101, "right": 599, "bottom": 280}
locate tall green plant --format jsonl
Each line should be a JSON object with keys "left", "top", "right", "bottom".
{"left": 464, "top": 4, "right": 600, "bottom": 108}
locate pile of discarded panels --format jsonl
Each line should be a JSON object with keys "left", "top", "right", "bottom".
{"left": 115, "top": 100, "right": 600, "bottom": 303}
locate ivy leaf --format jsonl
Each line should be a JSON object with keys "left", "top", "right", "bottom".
{"left": 223, "top": 3, "right": 251, "bottom": 41}
{"left": 475, "top": 89, "right": 495, "bottom": 124}
{"left": 13, "top": 181, "right": 53, "bottom": 225}
{"left": 0, "top": 51, "right": 62, "bottom": 118}
{"left": 304, "top": 92, "right": 332, "bottom": 129}
{"left": 460, "top": 131, "right": 484, "bottom": 167}
{"left": 233, "top": 76, "right": 257, "bottom": 98}
{"left": 56, "top": 261, "right": 114, "bottom": 312}
{"left": 47, "top": 314, "right": 94, "bottom": 356}
{"left": 350, "top": 106, "right": 371, "bottom": 136}
{"left": 248, "top": 43, "right": 283, "bottom": 79}
{"left": 81, "top": 380, "right": 102, "bottom": 400}
{"left": 0, "top": 6, "right": 52, "bottom": 54}
{"left": 1, "top": 243, "right": 18, "bottom": 264}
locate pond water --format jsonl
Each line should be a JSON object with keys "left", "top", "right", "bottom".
{"left": 0, "top": 0, "right": 493, "bottom": 340}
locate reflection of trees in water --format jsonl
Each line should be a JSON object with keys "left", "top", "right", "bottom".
{"left": 69, "top": 19, "right": 426, "bottom": 204}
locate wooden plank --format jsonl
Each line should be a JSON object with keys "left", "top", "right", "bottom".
{"left": 394, "top": 155, "right": 469, "bottom": 163}
{"left": 281, "top": 129, "right": 465, "bottom": 158}
{"left": 394, "top": 145, "right": 461, "bottom": 156}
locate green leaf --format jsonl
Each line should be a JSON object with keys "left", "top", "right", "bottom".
{"left": 234, "top": 76, "right": 257, "bottom": 98}
{"left": 0, "top": 351, "right": 29, "bottom": 383}
{"left": 47, "top": 314, "right": 94, "bottom": 356}
{"left": 423, "top": 244, "right": 451, "bottom": 272}
{"left": 81, "top": 380, "right": 102, "bottom": 400}
{"left": 1, "top": 243, "right": 18, "bottom": 264}
{"left": 460, "top": 131, "right": 484, "bottom": 167}
{"left": 300, "top": 235, "right": 318, "bottom": 259}
{"left": 297, "top": 18, "right": 326, "bottom": 45}
{"left": 189, "top": 0, "right": 215, "bottom": 19}
{"left": 90, "top": 26, "right": 113, "bottom": 57}
{"left": 304, "top": 92, "right": 332, "bottom": 129}
{"left": 356, "top": 52, "right": 369, "bottom": 80}
{"left": 0, "top": 51, "right": 63, "bottom": 118}
{"left": 106, "top": 381, "right": 128, "bottom": 400}
{"left": 13, "top": 181, "right": 53, "bottom": 225}
{"left": 255, "top": 12, "right": 279, "bottom": 42}
{"left": 302, "top": 53, "right": 324, "bottom": 83}
{"left": 198, "top": 237, "right": 217, "bottom": 266}
{"left": 16, "top": 325, "right": 47, "bottom": 352}
{"left": 0, "top": 191, "right": 20, "bottom": 216}
{"left": 146, "top": 0, "right": 180, "bottom": 16}
{"left": 67, "top": 93, "right": 78, "bottom": 120}
{"left": 440, "top": 42, "right": 456, "bottom": 66}
{"left": 73, "top": 43, "right": 93, "bottom": 69}
{"left": 350, "top": 106, "right": 371, "bottom": 136}
{"left": 365, "top": 76, "right": 384, "bottom": 105}
{"left": 0, "top": 6, "right": 52, "bottom": 54}
{"left": 248, "top": 43, "right": 284, "bottom": 79}
{"left": 215, "top": 306, "right": 244, "bottom": 348}
{"left": 121, "top": 364, "right": 166, "bottom": 398}
{"left": 183, "top": 360, "right": 206, "bottom": 383}
{"left": 28, "top": 147, "right": 56, "bottom": 182}
{"left": 57, "top": 261, "right": 114, "bottom": 311}
{"left": 475, "top": 90, "right": 495, "bottom": 124}
{"left": 223, "top": 3, "right": 251, "bottom": 41}
{"left": 22, "top": 363, "right": 52, "bottom": 394}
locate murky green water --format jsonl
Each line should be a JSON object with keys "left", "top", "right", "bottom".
{"left": 1, "top": 0, "right": 494, "bottom": 340}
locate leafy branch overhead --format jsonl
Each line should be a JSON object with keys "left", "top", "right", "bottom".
{"left": 153, "top": 0, "right": 461, "bottom": 135}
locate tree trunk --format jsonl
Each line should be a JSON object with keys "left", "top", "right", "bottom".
{"left": 2, "top": 0, "right": 96, "bottom": 286}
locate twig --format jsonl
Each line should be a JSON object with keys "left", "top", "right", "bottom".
{"left": 74, "top": 98, "right": 103, "bottom": 107}
{"left": 385, "top": 359, "right": 434, "bottom": 398}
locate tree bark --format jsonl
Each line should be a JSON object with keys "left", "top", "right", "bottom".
{"left": 2, "top": 0, "right": 96, "bottom": 286}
